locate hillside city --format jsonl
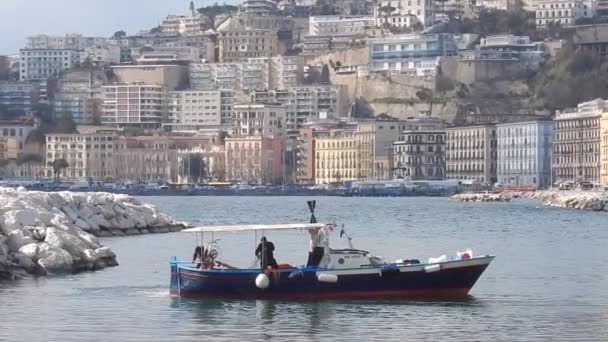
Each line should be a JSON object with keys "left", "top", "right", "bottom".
{"left": 1, "top": 0, "right": 608, "bottom": 191}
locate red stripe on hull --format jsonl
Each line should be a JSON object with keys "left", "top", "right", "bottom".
{"left": 173, "top": 288, "right": 471, "bottom": 300}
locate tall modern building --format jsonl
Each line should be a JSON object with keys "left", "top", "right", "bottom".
{"left": 101, "top": 83, "right": 166, "bottom": 129}
{"left": 165, "top": 90, "right": 223, "bottom": 132}
{"left": 446, "top": 125, "right": 497, "bottom": 183}
{"left": 553, "top": 98, "right": 603, "bottom": 184}
{"left": 496, "top": 120, "right": 554, "bottom": 189}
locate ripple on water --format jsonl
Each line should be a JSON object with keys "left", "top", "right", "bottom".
{"left": 1, "top": 196, "right": 608, "bottom": 342}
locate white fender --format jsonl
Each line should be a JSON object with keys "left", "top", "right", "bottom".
{"left": 255, "top": 273, "right": 270, "bottom": 289}
{"left": 317, "top": 273, "right": 338, "bottom": 283}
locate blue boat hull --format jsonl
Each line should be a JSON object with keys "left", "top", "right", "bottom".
{"left": 170, "top": 256, "right": 494, "bottom": 300}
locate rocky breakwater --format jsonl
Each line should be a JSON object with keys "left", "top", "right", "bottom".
{"left": 0, "top": 187, "right": 185, "bottom": 279}
{"left": 449, "top": 192, "right": 512, "bottom": 202}
{"left": 530, "top": 190, "right": 608, "bottom": 212}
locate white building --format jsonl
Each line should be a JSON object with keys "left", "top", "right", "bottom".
{"left": 250, "top": 85, "right": 349, "bottom": 131}
{"left": 189, "top": 59, "right": 271, "bottom": 91}
{"left": 475, "top": 0, "right": 510, "bottom": 11}
{"left": 497, "top": 120, "right": 554, "bottom": 189}
{"left": 535, "top": 0, "right": 596, "bottom": 28}
{"left": 101, "top": 83, "right": 166, "bottom": 129}
{"left": 19, "top": 48, "right": 81, "bottom": 81}
{"left": 309, "top": 16, "right": 375, "bottom": 36}
{"left": 368, "top": 33, "right": 457, "bottom": 76}
{"left": 553, "top": 98, "right": 603, "bottom": 184}
{"left": 375, "top": 0, "right": 435, "bottom": 28}
{"left": 165, "top": 90, "right": 222, "bottom": 132}
{"left": 477, "top": 34, "right": 545, "bottom": 70}
{"left": 45, "top": 133, "right": 115, "bottom": 180}
{"left": 83, "top": 44, "right": 121, "bottom": 65}
{"left": 160, "top": 15, "right": 205, "bottom": 35}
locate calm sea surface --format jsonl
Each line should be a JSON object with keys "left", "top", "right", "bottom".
{"left": 1, "top": 197, "right": 607, "bottom": 341}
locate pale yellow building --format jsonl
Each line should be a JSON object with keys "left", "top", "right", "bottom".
{"left": 314, "top": 130, "right": 361, "bottom": 184}
{"left": 45, "top": 133, "right": 116, "bottom": 180}
{"left": 0, "top": 137, "right": 18, "bottom": 160}
{"left": 553, "top": 99, "right": 603, "bottom": 184}
{"left": 600, "top": 112, "right": 608, "bottom": 187}
{"left": 446, "top": 125, "right": 497, "bottom": 184}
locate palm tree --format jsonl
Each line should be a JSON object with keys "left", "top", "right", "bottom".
{"left": 52, "top": 159, "right": 70, "bottom": 181}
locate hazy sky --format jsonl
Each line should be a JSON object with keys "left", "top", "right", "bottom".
{"left": 0, "top": 0, "right": 238, "bottom": 55}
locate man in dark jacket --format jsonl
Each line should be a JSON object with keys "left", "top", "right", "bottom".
{"left": 255, "top": 237, "right": 278, "bottom": 269}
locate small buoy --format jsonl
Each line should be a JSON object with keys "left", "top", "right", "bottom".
{"left": 255, "top": 273, "right": 270, "bottom": 289}
{"left": 317, "top": 273, "right": 338, "bottom": 283}
{"left": 424, "top": 264, "right": 441, "bottom": 273}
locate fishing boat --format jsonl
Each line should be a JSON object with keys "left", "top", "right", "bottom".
{"left": 169, "top": 201, "right": 495, "bottom": 299}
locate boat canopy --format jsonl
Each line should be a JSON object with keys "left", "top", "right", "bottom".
{"left": 181, "top": 223, "right": 327, "bottom": 233}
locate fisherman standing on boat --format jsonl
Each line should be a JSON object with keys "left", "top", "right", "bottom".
{"left": 255, "top": 237, "right": 278, "bottom": 269}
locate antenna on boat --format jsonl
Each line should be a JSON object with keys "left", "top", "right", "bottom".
{"left": 307, "top": 200, "right": 316, "bottom": 223}
{"left": 339, "top": 224, "right": 355, "bottom": 249}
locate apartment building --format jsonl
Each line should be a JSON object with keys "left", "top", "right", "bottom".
{"left": 165, "top": 90, "right": 222, "bottom": 132}
{"left": 309, "top": 16, "right": 375, "bottom": 36}
{"left": 0, "top": 121, "right": 37, "bottom": 156}
{"left": 45, "top": 133, "right": 115, "bottom": 180}
{"left": 217, "top": 19, "right": 278, "bottom": 62}
{"left": 553, "top": 98, "right": 603, "bottom": 184}
{"left": 535, "top": 0, "right": 596, "bottom": 28}
{"left": 314, "top": 130, "right": 361, "bottom": 184}
{"left": 250, "top": 85, "right": 349, "bottom": 131}
{"left": 446, "top": 125, "right": 498, "bottom": 183}
{"left": 101, "top": 83, "right": 166, "bottom": 129}
{"left": 0, "top": 81, "right": 40, "bottom": 115}
{"left": 497, "top": 120, "right": 554, "bottom": 189}
{"left": 19, "top": 48, "right": 81, "bottom": 81}
{"left": 160, "top": 15, "right": 206, "bottom": 35}
{"left": 233, "top": 103, "right": 287, "bottom": 138}
{"left": 368, "top": 33, "right": 457, "bottom": 76}
{"left": 224, "top": 136, "right": 283, "bottom": 184}
{"left": 375, "top": 0, "right": 435, "bottom": 27}
{"left": 393, "top": 130, "right": 446, "bottom": 180}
